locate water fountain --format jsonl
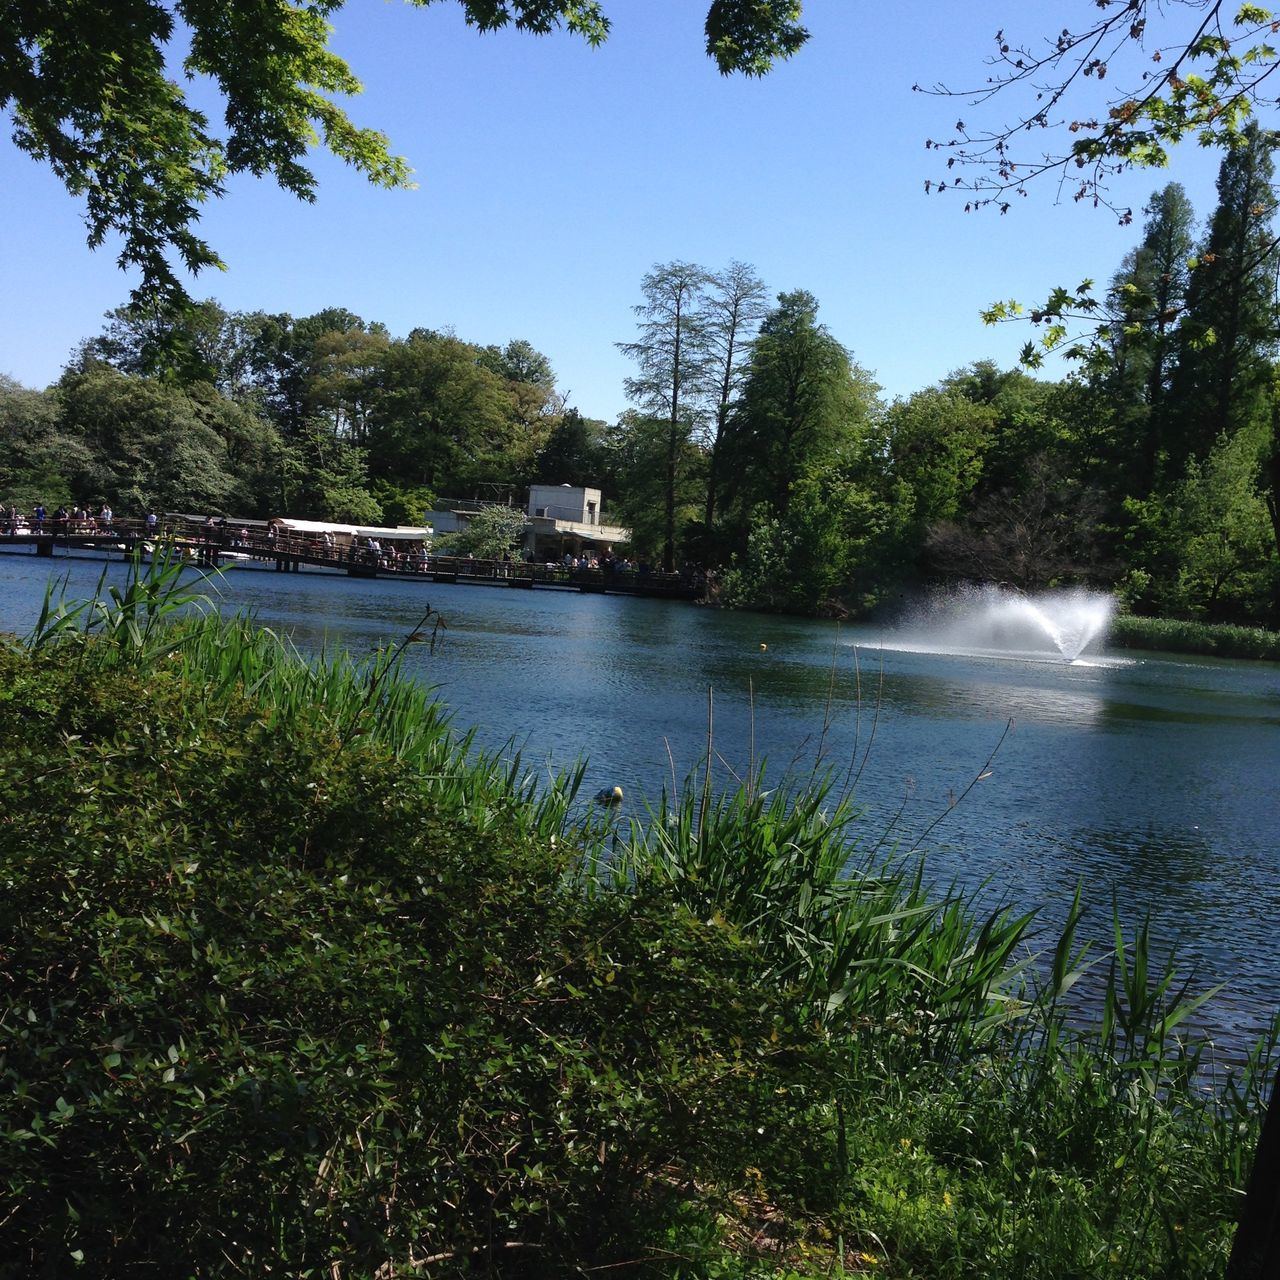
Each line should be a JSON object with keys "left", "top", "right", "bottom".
{"left": 882, "top": 585, "right": 1116, "bottom": 663}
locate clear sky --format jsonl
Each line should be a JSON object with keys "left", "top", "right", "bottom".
{"left": 1, "top": 0, "right": 1226, "bottom": 418}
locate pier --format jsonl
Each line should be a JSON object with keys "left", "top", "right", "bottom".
{"left": 0, "top": 517, "right": 704, "bottom": 601}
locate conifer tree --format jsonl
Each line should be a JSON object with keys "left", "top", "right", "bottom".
{"left": 1103, "top": 183, "right": 1196, "bottom": 494}
{"left": 1170, "top": 125, "right": 1279, "bottom": 471}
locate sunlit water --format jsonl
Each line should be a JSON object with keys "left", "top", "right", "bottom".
{"left": 3, "top": 551, "right": 1278, "bottom": 1051}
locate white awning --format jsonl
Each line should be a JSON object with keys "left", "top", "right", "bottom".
{"left": 270, "top": 518, "right": 432, "bottom": 540}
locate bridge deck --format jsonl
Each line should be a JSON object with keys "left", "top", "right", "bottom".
{"left": 0, "top": 520, "right": 703, "bottom": 602}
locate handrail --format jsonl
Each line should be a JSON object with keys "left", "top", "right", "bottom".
{"left": 5, "top": 517, "right": 704, "bottom": 593}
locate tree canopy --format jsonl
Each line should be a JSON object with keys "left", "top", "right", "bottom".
{"left": 2, "top": 1, "right": 809, "bottom": 307}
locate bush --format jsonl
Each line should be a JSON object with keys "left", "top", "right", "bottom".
{"left": 1110, "top": 613, "right": 1280, "bottom": 661}
{"left": 0, "top": 642, "right": 828, "bottom": 1278}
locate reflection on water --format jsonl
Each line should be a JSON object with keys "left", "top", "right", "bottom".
{"left": 1, "top": 553, "right": 1279, "bottom": 1051}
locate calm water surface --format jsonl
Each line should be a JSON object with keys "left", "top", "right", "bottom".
{"left": 3, "top": 552, "right": 1278, "bottom": 1048}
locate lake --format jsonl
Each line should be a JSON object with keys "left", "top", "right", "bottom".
{"left": 2, "top": 550, "right": 1278, "bottom": 1050}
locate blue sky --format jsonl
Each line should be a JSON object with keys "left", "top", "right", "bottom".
{"left": 1, "top": 0, "right": 1226, "bottom": 418}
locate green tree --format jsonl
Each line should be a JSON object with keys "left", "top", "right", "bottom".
{"left": 475, "top": 338, "right": 564, "bottom": 463}
{"left": 306, "top": 326, "right": 392, "bottom": 443}
{"left": 618, "top": 262, "right": 712, "bottom": 571}
{"left": 876, "top": 387, "right": 994, "bottom": 563}
{"left": 1125, "top": 420, "right": 1277, "bottom": 621}
{"left": 89, "top": 298, "right": 250, "bottom": 390}
{"left": 1169, "top": 125, "right": 1279, "bottom": 469}
{"left": 365, "top": 332, "right": 517, "bottom": 493}
{"left": 718, "top": 470, "right": 890, "bottom": 614}
{"left": 719, "top": 290, "right": 877, "bottom": 550}
{"left": 1101, "top": 185, "right": 1197, "bottom": 495}
{"left": 281, "top": 419, "right": 382, "bottom": 523}
{"left": 238, "top": 307, "right": 373, "bottom": 437}
{"left": 0, "top": 375, "right": 83, "bottom": 510}
{"left": 55, "top": 364, "right": 241, "bottom": 514}
{"left": 607, "top": 410, "right": 706, "bottom": 567}
{"left": 698, "top": 260, "right": 768, "bottom": 532}
{"left": 437, "top": 502, "right": 529, "bottom": 559}
{"left": 534, "top": 408, "right": 612, "bottom": 488}
{"left": 3, "top": 2, "right": 807, "bottom": 309}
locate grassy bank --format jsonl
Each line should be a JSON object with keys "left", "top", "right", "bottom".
{"left": 1, "top": 560, "right": 1274, "bottom": 1277}
{"left": 1110, "top": 613, "right": 1280, "bottom": 661}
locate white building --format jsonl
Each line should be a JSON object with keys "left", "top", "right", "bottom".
{"left": 426, "top": 486, "right": 630, "bottom": 561}
{"left": 525, "top": 484, "right": 629, "bottom": 560}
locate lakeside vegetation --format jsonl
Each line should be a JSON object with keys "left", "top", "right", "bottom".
{"left": 1, "top": 560, "right": 1274, "bottom": 1277}
{"left": 1110, "top": 614, "right": 1280, "bottom": 662}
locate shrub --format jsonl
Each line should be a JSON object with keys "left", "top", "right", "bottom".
{"left": 0, "top": 643, "right": 828, "bottom": 1277}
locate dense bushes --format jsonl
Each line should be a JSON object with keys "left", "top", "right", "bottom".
{"left": 1, "top": 563, "right": 1275, "bottom": 1277}
{"left": 0, "top": 642, "right": 831, "bottom": 1277}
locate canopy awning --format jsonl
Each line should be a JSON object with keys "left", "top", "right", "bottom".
{"left": 270, "top": 518, "right": 432, "bottom": 540}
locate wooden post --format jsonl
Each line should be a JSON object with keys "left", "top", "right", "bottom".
{"left": 1228, "top": 1067, "right": 1280, "bottom": 1279}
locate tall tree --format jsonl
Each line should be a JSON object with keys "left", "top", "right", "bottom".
{"left": 618, "top": 262, "right": 711, "bottom": 571}
{"left": 0, "top": 376, "right": 82, "bottom": 509}
{"left": 1169, "top": 125, "right": 1279, "bottom": 469}
{"left": 606, "top": 411, "right": 706, "bottom": 568}
{"left": 534, "top": 409, "right": 612, "bottom": 488}
{"left": 241, "top": 308, "right": 370, "bottom": 438}
{"left": 719, "top": 290, "right": 876, "bottom": 540}
{"left": 364, "top": 332, "right": 516, "bottom": 494}
{"left": 306, "top": 327, "right": 392, "bottom": 443}
{"left": 1102, "top": 184, "right": 1197, "bottom": 494}
{"left": 55, "top": 363, "right": 241, "bottom": 514}
{"left": 697, "top": 261, "right": 768, "bottom": 531}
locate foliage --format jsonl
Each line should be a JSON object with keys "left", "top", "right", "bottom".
{"left": 3, "top": 1, "right": 806, "bottom": 311}
{"left": 1167, "top": 124, "right": 1279, "bottom": 467}
{"left": 607, "top": 411, "right": 707, "bottom": 566}
{"left": 533, "top": 408, "right": 613, "bottom": 488}
{"left": 0, "top": 375, "right": 82, "bottom": 510}
{"left": 925, "top": 1, "right": 1280, "bottom": 217}
{"left": 698, "top": 261, "right": 769, "bottom": 530}
{"left": 619, "top": 262, "right": 714, "bottom": 572}
{"left": 282, "top": 423, "right": 383, "bottom": 525}
{"left": 0, "top": 572, "right": 1275, "bottom": 1276}
{"left": 718, "top": 290, "right": 879, "bottom": 560}
{"left": 435, "top": 501, "right": 529, "bottom": 559}
{"left": 1110, "top": 612, "right": 1280, "bottom": 660}
{"left": 55, "top": 362, "right": 244, "bottom": 515}
{"left": 717, "top": 475, "right": 887, "bottom": 615}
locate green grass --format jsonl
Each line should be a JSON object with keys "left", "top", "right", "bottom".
{"left": 0, "top": 553, "right": 1273, "bottom": 1277}
{"left": 1110, "top": 613, "right": 1280, "bottom": 661}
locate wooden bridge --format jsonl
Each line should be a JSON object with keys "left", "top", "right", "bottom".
{"left": 0, "top": 517, "right": 705, "bottom": 602}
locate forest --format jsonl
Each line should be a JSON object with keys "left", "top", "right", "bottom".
{"left": 4, "top": 132, "right": 1279, "bottom": 630}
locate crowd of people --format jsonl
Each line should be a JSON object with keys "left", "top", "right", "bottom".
{"left": 0, "top": 503, "right": 170, "bottom": 537}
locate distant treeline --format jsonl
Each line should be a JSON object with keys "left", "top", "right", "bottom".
{"left": 4, "top": 133, "right": 1280, "bottom": 630}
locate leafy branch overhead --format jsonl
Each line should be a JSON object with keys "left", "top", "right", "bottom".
{"left": 922, "top": 2, "right": 1280, "bottom": 216}
{"left": 0, "top": 1, "right": 809, "bottom": 308}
